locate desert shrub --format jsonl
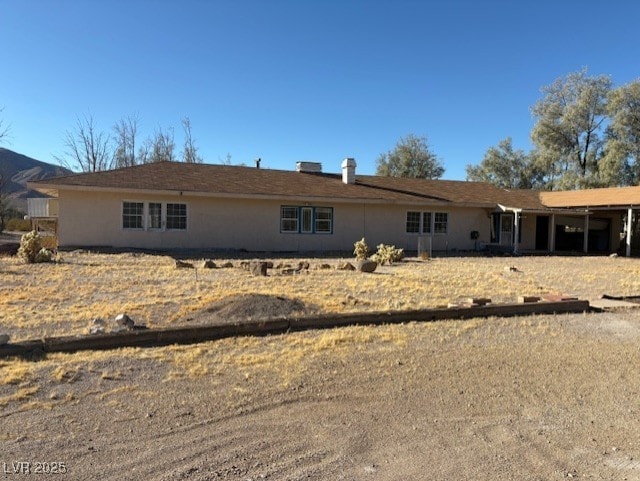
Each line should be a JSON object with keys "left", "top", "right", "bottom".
{"left": 371, "top": 243, "right": 404, "bottom": 265}
{"left": 353, "top": 237, "right": 370, "bottom": 260}
{"left": 17, "top": 231, "right": 58, "bottom": 264}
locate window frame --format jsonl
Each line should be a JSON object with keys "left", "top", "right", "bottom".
{"left": 433, "top": 212, "right": 448, "bottom": 234}
{"left": 166, "top": 202, "right": 187, "bottom": 231}
{"left": 406, "top": 210, "right": 448, "bottom": 235}
{"left": 122, "top": 201, "right": 144, "bottom": 230}
{"left": 280, "top": 206, "right": 333, "bottom": 234}
{"left": 314, "top": 207, "right": 333, "bottom": 234}
{"left": 280, "top": 206, "right": 299, "bottom": 233}
{"left": 148, "top": 202, "right": 163, "bottom": 230}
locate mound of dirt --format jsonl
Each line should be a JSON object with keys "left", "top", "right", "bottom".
{"left": 192, "top": 293, "right": 313, "bottom": 324}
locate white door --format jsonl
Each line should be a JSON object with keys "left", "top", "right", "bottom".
{"left": 500, "top": 214, "right": 513, "bottom": 246}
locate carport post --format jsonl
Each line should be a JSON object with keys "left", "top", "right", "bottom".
{"left": 513, "top": 212, "right": 520, "bottom": 254}
{"left": 627, "top": 208, "right": 633, "bottom": 257}
{"left": 583, "top": 214, "right": 590, "bottom": 253}
{"left": 550, "top": 214, "right": 556, "bottom": 253}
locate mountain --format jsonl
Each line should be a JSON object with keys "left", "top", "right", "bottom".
{"left": 0, "top": 148, "right": 73, "bottom": 213}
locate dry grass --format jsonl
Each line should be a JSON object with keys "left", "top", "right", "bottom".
{"left": 1, "top": 251, "right": 640, "bottom": 341}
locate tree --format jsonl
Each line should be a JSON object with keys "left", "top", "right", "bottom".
{"left": 0, "top": 167, "right": 9, "bottom": 232}
{"left": 0, "top": 108, "right": 9, "bottom": 231}
{"left": 56, "top": 114, "right": 112, "bottom": 172}
{"left": 112, "top": 114, "right": 139, "bottom": 168}
{"left": 531, "top": 68, "right": 612, "bottom": 189}
{"left": 0, "top": 107, "right": 9, "bottom": 144}
{"left": 140, "top": 127, "right": 176, "bottom": 163}
{"left": 465, "top": 138, "right": 543, "bottom": 189}
{"left": 606, "top": 79, "right": 640, "bottom": 185}
{"left": 376, "top": 134, "right": 444, "bottom": 179}
{"left": 181, "top": 117, "right": 202, "bottom": 163}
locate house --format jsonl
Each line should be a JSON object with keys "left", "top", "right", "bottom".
{"left": 27, "top": 159, "right": 640, "bottom": 256}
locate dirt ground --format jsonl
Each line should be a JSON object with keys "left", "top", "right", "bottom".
{"left": 2, "top": 253, "right": 640, "bottom": 480}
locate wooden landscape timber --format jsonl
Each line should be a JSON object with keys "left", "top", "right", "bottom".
{"left": 0, "top": 299, "right": 590, "bottom": 359}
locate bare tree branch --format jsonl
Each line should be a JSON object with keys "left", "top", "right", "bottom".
{"left": 55, "top": 114, "right": 112, "bottom": 172}
{"left": 181, "top": 117, "right": 202, "bottom": 163}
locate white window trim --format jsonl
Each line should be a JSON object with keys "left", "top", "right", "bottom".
{"left": 406, "top": 210, "right": 448, "bottom": 235}
{"left": 122, "top": 201, "right": 188, "bottom": 232}
{"left": 122, "top": 201, "right": 145, "bottom": 231}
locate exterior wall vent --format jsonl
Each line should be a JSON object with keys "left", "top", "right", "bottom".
{"left": 296, "top": 161, "right": 322, "bottom": 173}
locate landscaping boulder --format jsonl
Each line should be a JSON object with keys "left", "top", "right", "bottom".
{"left": 175, "top": 260, "right": 194, "bottom": 269}
{"left": 202, "top": 259, "right": 217, "bottom": 269}
{"left": 357, "top": 259, "right": 377, "bottom": 273}
{"left": 250, "top": 261, "right": 268, "bottom": 276}
{"left": 115, "top": 313, "right": 135, "bottom": 330}
{"left": 219, "top": 261, "right": 234, "bottom": 268}
{"left": 337, "top": 261, "right": 356, "bottom": 271}
{"left": 0, "top": 334, "right": 9, "bottom": 345}
{"left": 89, "top": 318, "right": 106, "bottom": 335}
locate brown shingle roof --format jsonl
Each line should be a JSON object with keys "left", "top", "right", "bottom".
{"left": 29, "top": 161, "right": 524, "bottom": 207}
{"left": 541, "top": 185, "right": 640, "bottom": 208}
{"left": 31, "top": 161, "right": 637, "bottom": 210}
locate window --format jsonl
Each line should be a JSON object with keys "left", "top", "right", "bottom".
{"left": 281, "top": 207, "right": 299, "bottom": 233}
{"left": 422, "top": 212, "right": 432, "bottom": 234}
{"left": 301, "top": 207, "right": 313, "bottom": 234}
{"left": 406, "top": 210, "right": 448, "bottom": 234}
{"left": 149, "top": 203, "right": 162, "bottom": 229}
{"left": 166, "top": 203, "right": 187, "bottom": 230}
{"left": 406, "top": 211, "right": 421, "bottom": 233}
{"left": 315, "top": 207, "right": 333, "bottom": 233}
{"left": 123, "top": 202, "right": 144, "bottom": 229}
{"left": 281, "top": 206, "right": 333, "bottom": 234}
{"left": 434, "top": 212, "right": 448, "bottom": 234}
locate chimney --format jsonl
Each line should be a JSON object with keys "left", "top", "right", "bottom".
{"left": 341, "top": 158, "right": 356, "bottom": 184}
{"left": 255, "top": 158, "right": 261, "bottom": 169}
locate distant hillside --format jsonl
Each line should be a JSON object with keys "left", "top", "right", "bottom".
{"left": 0, "top": 148, "right": 72, "bottom": 213}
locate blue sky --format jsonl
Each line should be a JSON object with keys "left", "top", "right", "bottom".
{"left": 1, "top": 0, "right": 639, "bottom": 179}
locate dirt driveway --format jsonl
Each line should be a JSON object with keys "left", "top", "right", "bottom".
{"left": 2, "top": 309, "right": 640, "bottom": 480}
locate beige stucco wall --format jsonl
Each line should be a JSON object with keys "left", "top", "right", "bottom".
{"left": 57, "top": 190, "right": 496, "bottom": 252}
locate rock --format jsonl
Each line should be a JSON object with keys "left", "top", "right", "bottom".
{"left": 297, "top": 261, "right": 310, "bottom": 271}
{"left": 281, "top": 268, "right": 296, "bottom": 275}
{"left": 337, "top": 262, "right": 356, "bottom": 271}
{"left": 219, "top": 261, "right": 234, "bottom": 268}
{"left": 115, "top": 313, "right": 135, "bottom": 330}
{"left": 202, "top": 259, "right": 217, "bottom": 269}
{"left": 89, "top": 326, "right": 105, "bottom": 335}
{"left": 610, "top": 253, "right": 619, "bottom": 258}
{"left": 504, "top": 266, "right": 520, "bottom": 273}
{"left": 316, "top": 263, "right": 332, "bottom": 270}
{"left": 0, "top": 334, "right": 10, "bottom": 345}
{"left": 239, "top": 261, "right": 250, "bottom": 270}
{"left": 175, "top": 260, "right": 194, "bottom": 269}
{"left": 250, "top": 261, "right": 268, "bottom": 276}
{"left": 265, "top": 261, "right": 274, "bottom": 269}
{"left": 356, "top": 259, "right": 377, "bottom": 273}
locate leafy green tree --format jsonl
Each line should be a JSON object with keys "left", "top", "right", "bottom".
{"left": 606, "top": 79, "right": 640, "bottom": 185}
{"left": 531, "top": 68, "right": 612, "bottom": 189}
{"left": 376, "top": 134, "right": 444, "bottom": 179}
{"left": 465, "top": 137, "right": 543, "bottom": 189}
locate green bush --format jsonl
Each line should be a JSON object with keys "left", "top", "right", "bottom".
{"left": 353, "top": 237, "right": 370, "bottom": 260}
{"left": 371, "top": 243, "right": 405, "bottom": 265}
